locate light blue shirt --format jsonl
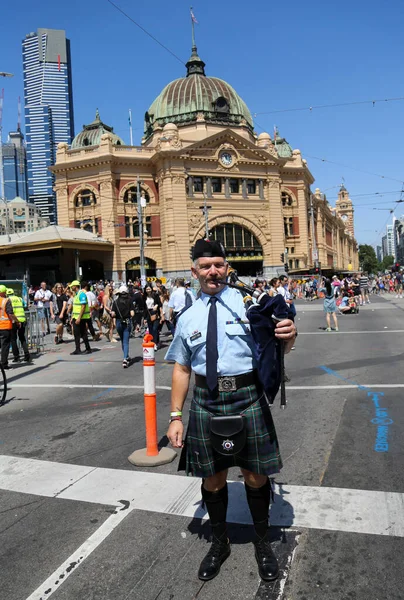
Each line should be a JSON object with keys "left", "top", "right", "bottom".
{"left": 165, "top": 286, "right": 256, "bottom": 376}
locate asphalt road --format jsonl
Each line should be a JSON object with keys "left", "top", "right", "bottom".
{"left": 0, "top": 294, "right": 403, "bottom": 600}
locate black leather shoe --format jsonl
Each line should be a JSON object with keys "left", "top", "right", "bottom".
{"left": 198, "top": 539, "right": 231, "bottom": 581}
{"left": 84, "top": 349, "right": 92, "bottom": 354}
{"left": 70, "top": 350, "right": 82, "bottom": 355}
{"left": 254, "top": 537, "right": 279, "bottom": 581}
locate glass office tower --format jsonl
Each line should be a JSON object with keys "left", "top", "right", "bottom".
{"left": 22, "top": 28, "right": 74, "bottom": 223}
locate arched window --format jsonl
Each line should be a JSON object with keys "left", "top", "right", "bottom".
{"left": 75, "top": 218, "right": 99, "bottom": 233}
{"left": 123, "top": 186, "right": 150, "bottom": 204}
{"left": 74, "top": 189, "right": 96, "bottom": 207}
{"left": 281, "top": 191, "right": 293, "bottom": 207}
{"left": 211, "top": 224, "right": 262, "bottom": 252}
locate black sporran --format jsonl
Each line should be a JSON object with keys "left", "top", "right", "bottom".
{"left": 209, "top": 415, "right": 246, "bottom": 456}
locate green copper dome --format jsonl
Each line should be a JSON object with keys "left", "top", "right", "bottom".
{"left": 144, "top": 46, "right": 254, "bottom": 138}
{"left": 274, "top": 131, "right": 293, "bottom": 158}
{"left": 71, "top": 110, "right": 124, "bottom": 149}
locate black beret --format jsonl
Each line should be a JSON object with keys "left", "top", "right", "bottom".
{"left": 192, "top": 238, "right": 226, "bottom": 261}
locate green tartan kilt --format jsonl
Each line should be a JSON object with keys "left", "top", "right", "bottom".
{"left": 179, "top": 383, "right": 282, "bottom": 478}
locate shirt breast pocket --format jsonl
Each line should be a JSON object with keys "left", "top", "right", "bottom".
{"left": 225, "top": 323, "right": 251, "bottom": 337}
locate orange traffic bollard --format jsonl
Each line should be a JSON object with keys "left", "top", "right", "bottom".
{"left": 142, "top": 333, "right": 158, "bottom": 456}
{"left": 128, "top": 334, "right": 177, "bottom": 467}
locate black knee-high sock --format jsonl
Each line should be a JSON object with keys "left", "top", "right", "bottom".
{"left": 245, "top": 478, "right": 271, "bottom": 540}
{"left": 201, "top": 483, "right": 228, "bottom": 542}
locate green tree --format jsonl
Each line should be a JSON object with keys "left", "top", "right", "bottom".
{"left": 381, "top": 254, "right": 395, "bottom": 271}
{"left": 358, "top": 244, "right": 379, "bottom": 274}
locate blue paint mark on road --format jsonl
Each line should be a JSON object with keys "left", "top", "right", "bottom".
{"left": 319, "top": 365, "right": 393, "bottom": 453}
{"left": 91, "top": 387, "right": 114, "bottom": 401}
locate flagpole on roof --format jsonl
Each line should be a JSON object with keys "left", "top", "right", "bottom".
{"left": 190, "top": 7, "right": 198, "bottom": 49}
{"left": 128, "top": 109, "right": 133, "bottom": 146}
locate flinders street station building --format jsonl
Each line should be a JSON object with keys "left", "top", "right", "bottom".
{"left": 51, "top": 43, "right": 358, "bottom": 282}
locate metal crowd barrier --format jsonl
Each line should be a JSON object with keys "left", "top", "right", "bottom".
{"left": 25, "top": 308, "right": 45, "bottom": 355}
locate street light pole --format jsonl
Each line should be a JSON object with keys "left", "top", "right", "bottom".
{"left": 310, "top": 192, "right": 319, "bottom": 273}
{"left": 137, "top": 176, "right": 146, "bottom": 287}
{"left": 199, "top": 193, "right": 212, "bottom": 239}
{"left": 0, "top": 80, "right": 12, "bottom": 242}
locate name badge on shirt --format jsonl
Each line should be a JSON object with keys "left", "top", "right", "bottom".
{"left": 190, "top": 331, "right": 202, "bottom": 342}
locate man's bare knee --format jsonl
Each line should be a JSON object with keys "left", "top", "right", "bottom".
{"left": 203, "top": 470, "right": 228, "bottom": 492}
{"left": 241, "top": 469, "right": 268, "bottom": 488}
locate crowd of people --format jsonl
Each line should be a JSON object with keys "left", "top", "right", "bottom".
{"left": 26, "top": 277, "right": 195, "bottom": 368}
{"left": 3, "top": 268, "right": 400, "bottom": 371}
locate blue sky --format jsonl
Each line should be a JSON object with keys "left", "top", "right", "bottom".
{"left": 2, "top": 0, "right": 404, "bottom": 247}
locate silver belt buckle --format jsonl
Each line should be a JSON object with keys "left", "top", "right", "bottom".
{"left": 218, "top": 376, "right": 237, "bottom": 392}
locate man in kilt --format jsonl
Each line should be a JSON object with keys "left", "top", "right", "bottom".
{"left": 166, "top": 239, "right": 296, "bottom": 582}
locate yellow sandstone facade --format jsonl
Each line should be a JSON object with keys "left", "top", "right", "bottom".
{"left": 52, "top": 45, "right": 358, "bottom": 281}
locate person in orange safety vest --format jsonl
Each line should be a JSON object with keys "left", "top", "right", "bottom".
{"left": 0, "top": 285, "right": 21, "bottom": 370}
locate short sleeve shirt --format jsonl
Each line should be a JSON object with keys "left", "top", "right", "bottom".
{"left": 168, "top": 287, "right": 194, "bottom": 312}
{"left": 34, "top": 289, "right": 52, "bottom": 308}
{"left": 165, "top": 286, "right": 256, "bottom": 376}
{"left": 78, "top": 291, "right": 88, "bottom": 305}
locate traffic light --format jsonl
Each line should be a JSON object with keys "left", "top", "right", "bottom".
{"left": 284, "top": 263, "right": 289, "bottom": 273}
{"left": 312, "top": 262, "right": 321, "bottom": 276}
{"left": 280, "top": 253, "right": 284, "bottom": 262}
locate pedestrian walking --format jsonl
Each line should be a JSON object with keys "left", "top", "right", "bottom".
{"left": 319, "top": 278, "right": 339, "bottom": 331}
{"left": 111, "top": 285, "right": 135, "bottom": 368}
{"left": 131, "top": 284, "right": 145, "bottom": 335}
{"left": 144, "top": 284, "right": 163, "bottom": 349}
{"left": 168, "top": 278, "right": 194, "bottom": 326}
{"left": 51, "top": 284, "right": 68, "bottom": 344}
{"left": 359, "top": 272, "right": 370, "bottom": 305}
{"left": 70, "top": 280, "right": 92, "bottom": 355}
{"left": 395, "top": 271, "right": 403, "bottom": 299}
{"left": 6, "top": 288, "right": 30, "bottom": 363}
{"left": 82, "top": 282, "right": 101, "bottom": 341}
{"left": 166, "top": 239, "right": 296, "bottom": 582}
{"left": 34, "top": 281, "right": 53, "bottom": 336}
{"left": 268, "top": 278, "right": 280, "bottom": 297}
{"left": 161, "top": 291, "right": 175, "bottom": 336}
{"left": 102, "top": 284, "right": 116, "bottom": 342}
{"left": 0, "top": 285, "right": 20, "bottom": 370}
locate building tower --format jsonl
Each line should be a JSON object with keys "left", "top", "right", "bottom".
{"left": 386, "top": 223, "right": 395, "bottom": 259}
{"left": 335, "top": 184, "right": 354, "bottom": 236}
{"left": 22, "top": 28, "right": 74, "bottom": 224}
{"left": 2, "top": 128, "right": 29, "bottom": 201}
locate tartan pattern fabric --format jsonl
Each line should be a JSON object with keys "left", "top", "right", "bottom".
{"left": 179, "top": 384, "right": 282, "bottom": 478}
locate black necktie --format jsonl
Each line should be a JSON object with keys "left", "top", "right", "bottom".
{"left": 206, "top": 296, "right": 218, "bottom": 396}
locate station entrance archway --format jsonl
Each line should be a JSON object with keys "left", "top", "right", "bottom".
{"left": 126, "top": 257, "right": 157, "bottom": 281}
{"left": 210, "top": 224, "right": 263, "bottom": 277}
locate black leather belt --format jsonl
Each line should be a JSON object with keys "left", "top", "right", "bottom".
{"left": 195, "top": 370, "right": 259, "bottom": 392}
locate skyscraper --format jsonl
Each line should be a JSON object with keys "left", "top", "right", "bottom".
{"left": 22, "top": 28, "right": 74, "bottom": 223}
{"left": 386, "top": 223, "right": 395, "bottom": 259}
{"left": 2, "top": 129, "right": 29, "bottom": 201}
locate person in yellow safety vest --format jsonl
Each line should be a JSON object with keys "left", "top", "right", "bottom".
{"left": 70, "top": 280, "right": 92, "bottom": 356}
{"left": 0, "top": 285, "right": 20, "bottom": 370}
{"left": 6, "top": 288, "right": 31, "bottom": 363}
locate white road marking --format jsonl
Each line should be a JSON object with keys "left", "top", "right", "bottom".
{"left": 8, "top": 383, "right": 404, "bottom": 391}
{"left": 11, "top": 383, "right": 152, "bottom": 391}
{"left": 25, "top": 506, "right": 133, "bottom": 600}
{"left": 1, "top": 455, "right": 403, "bottom": 539}
{"left": 298, "top": 330, "right": 404, "bottom": 335}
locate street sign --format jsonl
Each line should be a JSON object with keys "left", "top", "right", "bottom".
{"left": 312, "top": 250, "right": 318, "bottom": 261}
